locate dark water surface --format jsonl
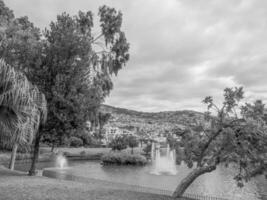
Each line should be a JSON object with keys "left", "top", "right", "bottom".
{"left": 13, "top": 160, "right": 267, "bottom": 200}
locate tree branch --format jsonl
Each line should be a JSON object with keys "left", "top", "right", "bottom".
{"left": 197, "top": 129, "right": 222, "bottom": 167}
{"left": 91, "top": 33, "right": 104, "bottom": 43}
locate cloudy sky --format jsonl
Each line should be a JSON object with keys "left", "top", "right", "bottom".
{"left": 5, "top": 0, "right": 267, "bottom": 112}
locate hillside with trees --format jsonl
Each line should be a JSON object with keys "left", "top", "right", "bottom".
{"left": 100, "top": 104, "right": 206, "bottom": 136}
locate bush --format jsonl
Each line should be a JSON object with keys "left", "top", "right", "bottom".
{"left": 143, "top": 143, "right": 152, "bottom": 155}
{"left": 101, "top": 152, "right": 147, "bottom": 165}
{"left": 76, "top": 130, "right": 92, "bottom": 146}
{"left": 80, "top": 150, "right": 86, "bottom": 157}
{"left": 127, "top": 135, "right": 139, "bottom": 154}
{"left": 89, "top": 137, "right": 104, "bottom": 147}
{"left": 69, "top": 136, "right": 83, "bottom": 147}
{"left": 109, "top": 135, "right": 128, "bottom": 151}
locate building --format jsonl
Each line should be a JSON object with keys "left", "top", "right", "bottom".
{"left": 102, "top": 125, "right": 136, "bottom": 145}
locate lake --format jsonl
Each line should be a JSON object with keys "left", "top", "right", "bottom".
{"left": 12, "top": 160, "right": 266, "bottom": 200}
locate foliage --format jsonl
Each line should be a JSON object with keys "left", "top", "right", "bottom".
{"left": 142, "top": 143, "right": 152, "bottom": 155}
{"left": 101, "top": 152, "right": 147, "bottom": 165}
{"left": 77, "top": 130, "right": 92, "bottom": 146}
{"left": 127, "top": 134, "right": 139, "bottom": 154}
{"left": 69, "top": 136, "right": 83, "bottom": 147}
{"left": 95, "top": 112, "right": 111, "bottom": 140}
{"left": 0, "top": 0, "right": 129, "bottom": 149}
{"left": 40, "top": 6, "right": 129, "bottom": 146}
{"left": 100, "top": 104, "right": 203, "bottom": 139}
{"left": 0, "top": 60, "right": 47, "bottom": 170}
{"left": 109, "top": 135, "right": 128, "bottom": 151}
{"left": 172, "top": 87, "right": 267, "bottom": 197}
{"left": 0, "top": 59, "right": 46, "bottom": 150}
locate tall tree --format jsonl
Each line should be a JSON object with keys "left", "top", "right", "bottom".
{"left": 97, "top": 112, "right": 111, "bottom": 141}
{"left": 172, "top": 87, "right": 267, "bottom": 198}
{"left": 30, "top": 6, "right": 129, "bottom": 173}
{"left": 0, "top": 1, "right": 129, "bottom": 174}
{"left": 40, "top": 6, "right": 129, "bottom": 148}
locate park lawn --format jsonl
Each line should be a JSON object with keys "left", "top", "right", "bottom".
{"left": 0, "top": 166, "right": 187, "bottom": 200}
{"left": 0, "top": 147, "right": 145, "bottom": 165}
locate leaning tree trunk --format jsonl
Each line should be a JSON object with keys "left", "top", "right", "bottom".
{"left": 29, "top": 130, "right": 42, "bottom": 176}
{"left": 9, "top": 142, "right": 18, "bottom": 170}
{"left": 172, "top": 165, "right": 216, "bottom": 198}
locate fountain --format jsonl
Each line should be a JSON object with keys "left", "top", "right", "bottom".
{"left": 55, "top": 153, "right": 68, "bottom": 169}
{"left": 150, "top": 143, "right": 177, "bottom": 175}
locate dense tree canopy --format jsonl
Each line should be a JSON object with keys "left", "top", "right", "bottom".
{"left": 0, "top": 0, "right": 129, "bottom": 173}
{"left": 172, "top": 87, "right": 267, "bottom": 197}
{"left": 40, "top": 6, "right": 129, "bottom": 144}
{"left": 0, "top": 0, "right": 129, "bottom": 144}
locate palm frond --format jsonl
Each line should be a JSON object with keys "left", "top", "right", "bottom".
{"left": 0, "top": 59, "right": 47, "bottom": 148}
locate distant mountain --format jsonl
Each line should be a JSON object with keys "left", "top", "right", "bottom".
{"left": 100, "top": 104, "right": 205, "bottom": 135}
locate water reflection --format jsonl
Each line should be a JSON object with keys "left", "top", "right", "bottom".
{"left": 14, "top": 160, "right": 266, "bottom": 200}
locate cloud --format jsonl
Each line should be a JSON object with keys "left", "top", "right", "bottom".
{"left": 5, "top": 0, "right": 267, "bottom": 112}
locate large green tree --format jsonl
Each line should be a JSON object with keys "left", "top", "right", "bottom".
{"left": 172, "top": 87, "right": 267, "bottom": 198}
{"left": 0, "top": 1, "right": 129, "bottom": 174}
{"left": 40, "top": 6, "right": 129, "bottom": 146}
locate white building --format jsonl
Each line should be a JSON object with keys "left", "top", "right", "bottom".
{"left": 102, "top": 126, "right": 135, "bottom": 144}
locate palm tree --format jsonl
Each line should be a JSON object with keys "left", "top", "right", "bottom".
{"left": 0, "top": 59, "right": 47, "bottom": 170}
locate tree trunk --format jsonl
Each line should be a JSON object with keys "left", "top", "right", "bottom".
{"left": 9, "top": 142, "right": 18, "bottom": 170}
{"left": 29, "top": 131, "right": 42, "bottom": 176}
{"left": 172, "top": 165, "right": 216, "bottom": 198}
{"left": 131, "top": 147, "right": 134, "bottom": 154}
{"left": 51, "top": 142, "right": 55, "bottom": 152}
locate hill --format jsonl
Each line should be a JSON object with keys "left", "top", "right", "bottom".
{"left": 100, "top": 104, "right": 205, "bottom": 135}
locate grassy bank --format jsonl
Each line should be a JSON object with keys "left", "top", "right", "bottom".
{"left": 0, "top": 147, "right": 145, "bottom": 165}
{"left": 0, "top": 147, "right": 111, "bottom": 164}
{"left": 0, "top": 166, "right": 188, "bottom": 200}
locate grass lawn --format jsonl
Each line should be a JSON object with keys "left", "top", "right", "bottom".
{"left": 0, "top": 165, "right": 188, "bottom": 200}
{"left": 0, "top": 147, "right": 145, "bottom": 165}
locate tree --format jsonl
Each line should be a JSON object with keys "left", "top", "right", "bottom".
{"left": 0, "top": 1, "right": 129, "bottom": 174}
{"left": 109, "top": 135, "right": 128, "bottom": 151}
{"left": 96, "top": 112, "right": 111, "bottom": 141}
{"left": 172, "top": 87, "right": 267, "bottom": 198}
{"left": 0, "top": 0, "right": 48, "bottom": 174}
{"left": 39, "top": 6, "right": 129, "bottom": 148}
{"left": 127, "top": 135, "right": 139, "bottom": 154}
{"left": 0, "top": 60, "right": 47, "bottom": 170}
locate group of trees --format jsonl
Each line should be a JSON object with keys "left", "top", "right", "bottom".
{"left": 109, "top": 134, "right": 139, "bottom": 154}
{"left": 0, "top": 0, "right": 129, "bottom": 174}
{"left": 0, "top": 1, "right": 266, "bottom": 198}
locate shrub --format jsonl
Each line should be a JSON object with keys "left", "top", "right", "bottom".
{"left": 109, "top": 135, "right": 128, "bottom": 151}
{"left": 76, "top": 130, "right": 92, "bottom": 146}
{"left": 69, "top": 136, "right": 83, "bottom": 147}
{"left": 80, "top": 150, "right": 86, "bottom": 157}
{"left": 143, "top": 143, "right": 152, "bottom": 155}
{"left": 127, "top": 135, "right": 139, "bottom": 154}
{"left": 89, "top": 138, "right": 104, "bottom": 147}
{"left": 101, "top": 152, "right": 147, "bottom": 165}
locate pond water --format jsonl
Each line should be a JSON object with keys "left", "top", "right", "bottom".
{"left": 13, "top": 160, "right": 266, "bottom": 200}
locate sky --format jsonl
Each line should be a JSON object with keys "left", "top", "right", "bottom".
{"left": 5, "top": 0, "right": 267, "bottom": 112}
